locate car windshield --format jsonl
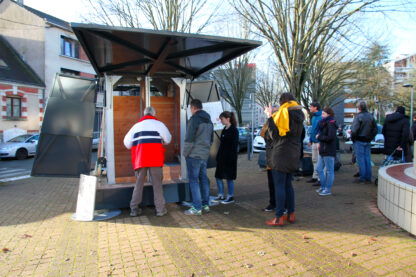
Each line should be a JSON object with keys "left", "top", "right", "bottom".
{"left": 238, "top": 128, "right": 248, "bottom": 136}
{"left": 8, "top": 134, "right": 32, "bottom": 142}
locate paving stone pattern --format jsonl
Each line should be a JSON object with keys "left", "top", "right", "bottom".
{"left": 0, "top": 153, "right": 416, "bottom": 276}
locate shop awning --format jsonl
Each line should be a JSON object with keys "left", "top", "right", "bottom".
{"left": 71, "top": 23, "right": 261, "bottom": 79}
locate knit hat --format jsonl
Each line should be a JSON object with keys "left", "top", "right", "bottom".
{"left": 396, "top": 106, "right": 405, "bottom": 115}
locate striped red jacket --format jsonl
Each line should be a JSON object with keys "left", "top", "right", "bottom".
{"left": 123, "top": 115, "right": 172, "bottom": 169}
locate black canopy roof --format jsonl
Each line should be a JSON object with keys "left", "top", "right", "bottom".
{"left": 0, "top": 35, "right": 44, "bottom": 87}
{"left": 71, "top": 23, "right": 261, "bottom": 79}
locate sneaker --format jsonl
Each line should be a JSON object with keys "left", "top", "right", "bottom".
{"left": 221, "top": 197, "right": 235, "bottom": 204}
{"left": 211, "top": 195, "right": 225, "bottom": 202}
{"left": 316, "top": 187, "right": 324, "bottom": 193}
{"left": 264, "top": 204, "right": 275, "bottom": 212}
{"left": 319, "top": 190, "right": 332, "bottom": 196}
{"left": 156, "top": 208, "right": 167, "bottom": 217}
{"left": 353, "top": 172, "right": 360, "bottom": 178}
{"left": 130, "top": 207, "right": 142, "bottom": 217}
{"left": 184, "top": 207, "right": 202, "bottom": 215}
{"left": 306, "top": 178, "right": 318, "bottom": 183}
{"left": 312, "top": 181, "right": 321, "bottom": 187}
{"left": 202, "top": 205, "right": 210, "bottom": 213}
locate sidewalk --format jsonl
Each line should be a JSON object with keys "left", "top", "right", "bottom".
{"left": 0, "top": 153, "right": 415, "bottom": 276}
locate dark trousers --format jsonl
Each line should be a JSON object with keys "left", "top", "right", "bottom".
{"left": 267, "top": 169, "right": 275, "bottom": 207}
{"left": 271, "top": 170, "right": 294, "bottom": 218}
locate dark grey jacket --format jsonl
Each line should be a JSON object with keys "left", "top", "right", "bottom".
{"left": 351, "top": 111, "right": 378, "bottom": 143}
{"left": 183, "top": 110, "right": 213, "bottom": 160}
{"left": 266, "top": 106, "right": 305, "bottom": 173}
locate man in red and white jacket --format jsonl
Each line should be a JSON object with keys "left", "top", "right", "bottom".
{"left": 124, "top": 106, "right": 172, "bottom": 217}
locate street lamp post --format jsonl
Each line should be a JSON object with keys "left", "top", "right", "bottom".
{"left": 403, "top": 83, "right": 414, "bottom": 126}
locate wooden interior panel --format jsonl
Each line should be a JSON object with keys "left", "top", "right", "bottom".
{"left": 113, "top": 96, "right": 141, "bottom": 178}
{"left": 113, "top": 86, "right": 181, "bottom": 184}
{"left": 151, "top": 96, "right": 177, "bottom": 163}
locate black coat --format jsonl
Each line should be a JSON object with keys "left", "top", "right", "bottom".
{"left": 215, "top": 125, "right": 239, "bottom": 180}
{"left": 383, "top": 112, "right": 410, "bottom": 157}
{"left": 266, "top": 106, "right": 305, "bottom": 173}
{"left": 317, "top": 116, "right": 337, "bottom": 157}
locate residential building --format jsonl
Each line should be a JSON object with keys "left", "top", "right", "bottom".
{"left": 384, "top": 53, "right": 416, "bottom": 85}
{"left": 0, "top": 0, "right": 96, "bottom": 141}
{"left": 0, "top": 35, "right": 44, "bottom": 142}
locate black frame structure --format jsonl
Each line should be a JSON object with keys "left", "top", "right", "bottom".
{"left": 71, "top": 23, "right": 261, "bottom": 79}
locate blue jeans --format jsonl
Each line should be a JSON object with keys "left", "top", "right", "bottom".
{"left": 215, "top": 178, "right": 234, "bottom": 197}
{"left": 271, "top": 170, "right": 294, "bottom": 218}
{"left": 353, "top": 141, "right": 372, "bottom": 181}
{"left": 186, "top": 157, "right": 210, "bottom": 210}
{"left": 316, "top": 155, "right": 335, "bottom": 192}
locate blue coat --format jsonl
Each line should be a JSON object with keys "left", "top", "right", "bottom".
{"left": 310, "top": 110, "right": 322, "bottom": 143}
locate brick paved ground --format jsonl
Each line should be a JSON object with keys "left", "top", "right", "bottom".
{"left": 0, "top": 152, "right": 416, "bottom": 276}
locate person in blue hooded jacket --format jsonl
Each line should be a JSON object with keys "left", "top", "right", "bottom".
{"left": 307, "top": 102, "right": 322, "bottom": 186}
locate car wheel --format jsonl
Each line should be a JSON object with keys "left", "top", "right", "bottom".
{"left": 16, "top": 148, "right": 28, "bottom": 160}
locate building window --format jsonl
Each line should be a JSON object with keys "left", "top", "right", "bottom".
{"left": 61, "top": 68, "right": 80, "bottom": 76}
{"left": 60, "top": 36, "right": 79, "bottom": 59}
{"left": 6, "top": 97, "right": 21, "bottom": 118}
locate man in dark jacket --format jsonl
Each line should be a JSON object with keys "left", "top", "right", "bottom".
{"left": 383, "top": 106, "right": 410, "bottom": 160}
{"left": 183, "top": 99, "right": 213, "bottom": 215}
{"left": 351, "top": 101, "right": 378, "bottom": 183}
{"left": 265, "top": 93, "right": 305, "bottom": 226}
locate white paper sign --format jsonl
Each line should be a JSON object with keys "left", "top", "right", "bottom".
{"left": 75, "top": 174, "right": 97, "bottom": 221}
{"left": 187, "top": 101, "right": 224, "bottom": 130}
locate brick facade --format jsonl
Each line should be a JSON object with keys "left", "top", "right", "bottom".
{"left": 0, "top": 83, "right": 43, "bottom": 141}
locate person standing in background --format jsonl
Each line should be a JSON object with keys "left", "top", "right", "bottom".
{"left": 307, "top": 102, "right": 322, "bottom": 186}
{"left": 183, "top": 99, "right": 214, "bottom": 215}
{"left": 315, "top": 107, "right": 338, "bottom": 196}
{"left": 351, "top": 100, "right": 378, "bottom": 183}
{"left": 212, "top": 111, "right": 239, "bottom": 204}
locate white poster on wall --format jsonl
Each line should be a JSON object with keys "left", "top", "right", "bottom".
{"left": 187, "top": 101, "right": 224, "bottom": 130}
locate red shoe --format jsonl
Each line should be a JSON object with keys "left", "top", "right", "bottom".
{"left": 266, "top": 216, "right": 285, "bottom": 226}
{"left": 287, "top": 213, "right": 295, "bottom": 223}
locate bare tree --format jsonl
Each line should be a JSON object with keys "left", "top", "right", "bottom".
{"left": 232, "top": 0, "right": 379, "bottom": 103}
{"left": 302, "top": 44, "right": 357, "bottom": 109}
{"left": 353, "top": 41, "right": 393, "bottom": 113}
{"left": 213, "top": 56, "right": 256, "bottom": 126}
{"left": 255, "top": 68, "right": 281, "bottom": 108}
{"left": 84, "top": 0, "right": 219, "bottom": 33}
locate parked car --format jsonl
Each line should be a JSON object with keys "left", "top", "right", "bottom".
{"left": 252, "top": 135, "right": 266, "bottom": 152}
{"left": 371, "top": 124, "right": 384, "bottom": 153}
{"left": 237, "top": 127, "right": 251, "bottom": 152}
{"left": 343, "top": 125, "right": 351, "bottom": 141}
{"left": 0, "top": 134, "right": 39, "bottom": 160}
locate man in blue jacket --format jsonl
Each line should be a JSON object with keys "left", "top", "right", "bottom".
{"left": 307, "top": 102, "right": 322, "bottom": 186}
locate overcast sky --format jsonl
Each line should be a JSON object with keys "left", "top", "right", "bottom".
{"left": 23, "top": 0, "right": 416, "bottom": 60}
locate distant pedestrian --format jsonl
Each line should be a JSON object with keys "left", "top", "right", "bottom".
{"left": 212, "top": 111, "right": 239, "bottom": 204}
{"left": 124, "top": 106, "right": 172, "bottom": 217}
{"left": 307, "top": 102, "right": 322, "bottom": 186}
{"left": 260, "top": 104, "right": 279, "bottom": 212}
{"left": 382, "top": 106, "right": 410, "bottom": 161}
{"left": 315, "top": 107, "right": 338, "bottom": 196}
{"left": 411, "top": 113, "right": 416, "bottom": 142}
{"left": 351, "top": 101, "right": 378, "bottom": 183}
{"left": 183, "top": 99, "right": 214, "bottom": 215}
{"left": 264, "top": 93, "right": 305, "bottom": 226}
